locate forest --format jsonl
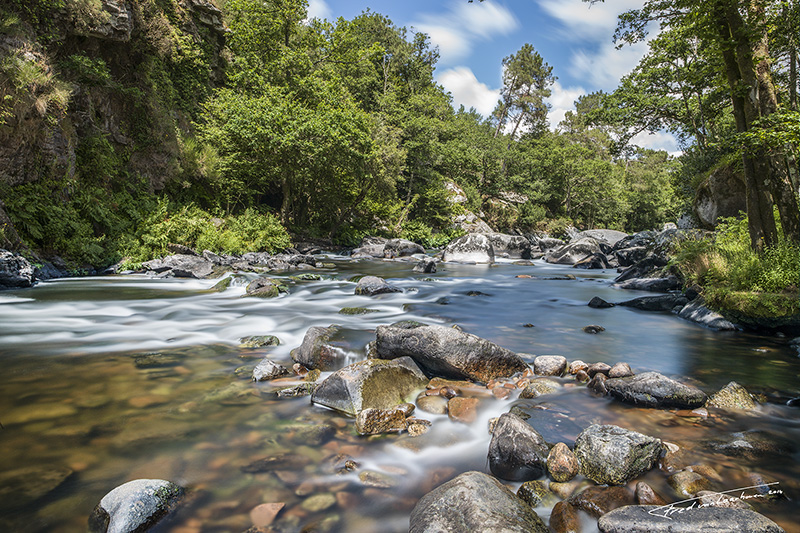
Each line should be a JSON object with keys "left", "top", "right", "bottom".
{"left": 0, "top": 0, "right": 797, "bottom": 276}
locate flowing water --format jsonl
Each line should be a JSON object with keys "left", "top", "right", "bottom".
{"left": 1, "top": 257, "right": 799, "bottom": 532}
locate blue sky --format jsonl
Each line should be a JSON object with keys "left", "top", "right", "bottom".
{"left": 308, "top": 0, "right": 678, "bottom": 153}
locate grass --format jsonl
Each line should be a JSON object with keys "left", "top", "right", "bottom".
{"left": 672, "top": 216, "right": 799, "bottom": 318}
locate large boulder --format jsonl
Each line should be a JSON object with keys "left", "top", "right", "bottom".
{"left": 604, "top": 371, "right": 707, "bottom": 409}
{"left": 142, "top": 254, "right": 213, "bottom": 278}
{"left": 545, "top": 237, "right": 605, "bottom": 265}
{"left": 409, "top": 471, "right": 548, "bottom": 533}
{"left": 452, "top": 210, "right": 495, "bottom": 234}
{"left": 442, "top": 234, "right": 495, "bottom": 263}
{"left": 290, "top": 325, "right": 345, "bottom": 371}
{"left": 617, "top": 294, "right": 688, "bottom": 312}
{"left": 677, "top": 299, "right": 738, "bottom": 331}
{"left": 384, "top": 238, "right": 425, "bottom": 258}
{"left": 573, "top": 425, "right": 663, "bottom": 485}
{"left": 374, "top": 324, "right": 528, "bottom": 382}
{"left": 354, "top": 275, "right": 402, "bottom": 296}
{"left": 693, "top": 164, "right": 747, "bottom": 229}
{"left": 0, "top": 249, "right": 34, "bottom": 289}
{"left": 482, "top": 233, "right": 532, "bottom": 259}
{"left": 310, "top": 356, "right": 427, "bottom": 416}
{"left": 572, "top": 229, "right": 628, "bottom": 247}
{"left": 708, "top": 381, "right": 757, "bottom": 411}
{"left": 88, "top": 479, "right": 183, "bottom": 533}
{"left": 488, "top": 413, "right": 549, "bottom": 481}
{"left": 598, "top": 505, "right": 785, "bottom": 532}
{"left": 615, "top": 276, "right": 681, "bottom": 292}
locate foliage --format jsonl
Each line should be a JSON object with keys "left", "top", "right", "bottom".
{"left": 672, "top": 215, "right": 799, "bottom": 316}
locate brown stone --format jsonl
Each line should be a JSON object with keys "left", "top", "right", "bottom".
{"left": 396, "top": 402, "right": 416, "bottom": 417}
{"left": 416, "top": 394, "right": 448, "bottom": 414}
{"left": 569, "top": 360, "right": 588, "bottom": 374}
{"left": 634, "top": 481, "right": 668, "bottom": 506}
{"left": 355, "top": 408, "right": 406, "bottom": 435}
{"left": 587, "top": 362, "right": 611, "bottom": 377}
{"left": 447, "top": 397, "right": 479, "bottom": 424}
{"left": 575, "top": 370, "right": 590, "bottom": 383}
{"left": 406, "top": 418, "right": 432, "bottom": 437}
{"left": 249, "top": 502, "right": 284, "bottom": 527}
{"left": 517, "top": 480, "right": 551, "bottom": 507}
{"left": 549, "top": 501, "right": 581, "bottom": 533}
{"left": 608, "top": 362, "right": 633, "bottom": 378}
{"left": 696, "top": 490, "right": 753, "bottom": 510}
{"left": 569, "top": 485, "right": 635, "bottom": 518}
{"left": 547, "top": 442, "right": 580, "bottom": 482}
{"left": 492, "top": 386, "right": 511, "bottom": 400}
{"left": 587, "top": 373, "right": 608, "bottom": 395}
{"left": 549, "top": 480, "right": 583, "bottom": 499}
{"left": 668, "top": 470, "right": 712, "bottom": 498}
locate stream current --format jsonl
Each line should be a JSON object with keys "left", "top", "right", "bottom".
{"left": 1, "top": 257, "right": 799, "bottom": 532}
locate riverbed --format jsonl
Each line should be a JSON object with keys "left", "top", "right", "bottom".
{"left": 1, "top": 257, "right": 798, "bottom": 532}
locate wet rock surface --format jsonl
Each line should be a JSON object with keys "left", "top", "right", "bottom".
{"left": 488, "top": 412, "right": 549, "bottom": 481}
{"left": 290, "top": 325, "right": 344, "bottom": 371}
{"left": 88, "top": 479, "right": 183, "bottom": 533}
{"left": 573, "top": 424, "right": 663, "bottom": 485}
{"left": 0, "top": 249, "right": 35, "bottom": 289}
{"left": 374, "top": 324, "right": 528, "bottom": 382}
{"left": 708, "top": 381, "right": 757, "bottom": 411}
{"left": 547, "top": 442, "right": 580, "bottom": 482}
{"left": 442, "top": 234, "right": 495, "bottom": 263}
{"left": 252, "top": 358, "right": 289, "bottom": 381}
{"left": 677, "top": 299, "right": 738, "bottom": 331}
{"left": 597, "top": 505, "right": 786, "bottom": 532}
{"left": 605, "top": 371, "right": 708, "bottom": 409}
{"left": 354, "top": 275, "right": 402, "bottom": 296}
{"left": 409, "top": 471, "right": 548, "bottom": 533}
{"left": 569, "top": 485, "right": 635, "bottom": 518}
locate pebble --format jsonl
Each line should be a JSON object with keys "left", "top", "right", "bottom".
{"left": 249, "top": 502, "right": 284, "bottom": 527}
{"left": 300, "top": 493, "right": 336, "bottom": 512}
{"left": 447, "top": 397, "right": 479, "bottom": 424}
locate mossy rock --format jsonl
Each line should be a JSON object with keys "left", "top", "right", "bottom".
{"left": 211, "top": 277, "right": 232, "bottom": 292}
{"left": 338, "top": 307, "right": 379, "bottom": 315}
{"left": 239, "top": 335, "right": 281, "bottom": 348}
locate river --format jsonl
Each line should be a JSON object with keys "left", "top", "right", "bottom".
{"left": 1, "top": 257, "right": 798, "bottom": 532}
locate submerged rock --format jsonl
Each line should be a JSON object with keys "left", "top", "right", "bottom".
{"left": 618, "top": 294, "right": 688, "bottom": 312}
{"left": 244, "top": 277, "right": 284, "bottom": 298}
{"left": 597, "top": 505, "right": 785, "bottom": 532}
{"left": 290, "top": 325, "right": 344, "bottom": 371}
{"left": 569, "top": 485, "right": 635, "bottom": 518}
{"left": 310, "top": 356, "right": 427, "bottom": 416}
{"left": 374, "top": 324, "right": 528, "bottom": 382}
{"left": 0, "top": 466, "right": 72, "bottom": 512}
{"left": 354, "top": 275, "right": 402, "bottom": 296}
{"left": 88, "top": 479, "right": 183, "bottom": 533}
{"left": 708, "top": 381, "right": 757, "bottom": 411}
{"left": 605, "top": 371, "right": 707, "bottom": 409}
{"left": 573, "top": 424, "right": 663, "bottom": 485}
{"left": 355, "top": 407, "right": 407, "bottom": 435}
{"left": 442, "top": 234, "right": 495, "bottom": 263}
{"left": 677, "top": 300, "right": 738, "bottom": 331}
{"left": 409, "top": 471, "right": 548, "bottom": 533}
{"left": 239, "top": 335, "right": 280, "bottom": 348}
{"left": 488, "top": 412, "right": 549, "bottom": 481}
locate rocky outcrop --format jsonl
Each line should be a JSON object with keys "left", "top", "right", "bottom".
{"left": 488, "top": 413, "right": 549, "bottom": 481}
{"left": 604, "top": 371, "right": 707, "bottom": 409}
{"left": 373, "top": 324, "right": 528, "bottom": 382}
{"left": 384, "top": 238, "right": 425, "bottom": 258}
{"left": 442, "top": 234, "right": 495, "bottom": 263}
{"left": 545, "top": 237, "right": 606, "bottom": 266}
{"left": 88, "top": 479, "right": 183, "bottom": 533}
{"left": 409, "top": 471, "right": 548, "bottom": 533}
{"left": 482, "top": 233, "right": 531, "bottom": 259}
{"left": 677, "top": 299, "right": 738, "bottom": 330}
{"left": 310, "top": 357, "right": 427, "bottom": 416}
{"left": 290, "top": 325, "right": 344, "bottom": 371}
{"left": 598, "top": 505, "right": 785, "bottom": 532}
{"left": 694, "top": 164, "right": 747, "bottom": 229}
{"left": 615, "top": 276, "right": 680, "bottom": 292}
{"left": 244, "top": 278, "right": 285, "bottom": 298}
{"left": 0, "top": 249, "right": 35, "bottom": 289}
{"left": 572, "top": 229, "right": 628, "bottom": 247}
{"left": 573, "top": 424, "right": 663, "bottom": 485}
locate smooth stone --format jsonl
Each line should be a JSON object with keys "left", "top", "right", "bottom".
{"left": 549, "top": 501, "right": 581, "bottom": 533}
{"left": 354, "top": 275, "right": 402, "bottom": 296}
{"left": 520, "top": 378, "right": 562, "bottom": 399}
{"left": 587, "top": 362, "right": 611, "bottom": 377}
{"left": 587, "top": 373, "right": 608, "bottom": 395}
{"left": 252, "top": 358, "right": 289, "bottom": 381}
{"left": 416, "top": 394, "right": 448, "bottom": 415}
{"left": 677, "top": 299, "right": 738, "bottom": 331}
{"left": 668, "top": 470, "right": 712, "bottom": 498}
{"left": 617, "top": 294, "right": 688, "bottom": 312}
{"left": 616, "top": 276, "right": 680, "bottom": 292}
{"left": 517, "top": 480, "right": 551, "bottom": 507}
{"left": 573, "top": 424, "right": 663, "bottom": 485}
{"left": 533, "top": 355, "right": 567, "bottom": 376}
{"left": 358, "top": 470, "right": 397, "bottom": 488}
{"left": 0, "top": 466, "right": 73, "bottom": 512}
{"left": 547, "top": 442, "right": 580, "bottom": 482}
{"left": 570, "top": 485, "right": 635, "bottom": 518}
{"left": 290, "top": 325, "right": 343, "bottom": 371}
{"left": 708, "top": 381, "right": 757, "bottom": 411}
{"left": 608, "top": 362, "right": 634, "bottom": 378}
{"left": 588, "top": 296, "right": 615, "bottom": 308}
{"left": 635, "top": 481, "right": 668, "bottom": 506}
{"left": 604, "top": 371, "right": 707, "bottom": 409}
{"left": 447, "top": 397, "right": 479, "bottom": 424}
{"left": 311, "top": 357, "right": 427, "bottom": 416}
{"left": 374, "top": 324, "right": 528, "bottom": 383}
{"left": 301, "top": 493, "right": 336, "bottom": 512}
{"left": 488, "top": 412, "right": 549, "bottom": 481}
{"left": 569, "top": 360, "right": 588, "bottom": 374}
{"left": 355, "top": 407, "right": 407, "bottom": 435}
{"left": 442, "top": 234, "right": 496, "bottom": 264}
{"left": 249, "top": 502, "right": 284, "bottom": 527}
{"left": 239, "top": 335, "right": 280, "bottom": 348}
{"left": 696, "top": 490, "right": 753, "bottom": 510}
{"left": 409, "top": 471, "right": 548, "bottom": 533}
{"left": 597, "top": 505, "right": 786, "bottom": 532}
{"left": 88, "top": 479, "right": 183, "bottom": 533}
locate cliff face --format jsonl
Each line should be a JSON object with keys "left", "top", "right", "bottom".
{"left": 0, "top": 0, "right": 226, "bottom": 254}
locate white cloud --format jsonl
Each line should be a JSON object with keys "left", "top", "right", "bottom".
{"left": 538, "top": 0, "right": 643, "bottom": 41}
{"left": 569, "top": 39, "right": 650, "bottom": 91}
{"left": 546, "top": 81, "right": 586, "bottom": 129}
{"left": 306, "top": 0, "right": 331, "bottom": 21}
{"left": 412, "top": 1, "right": 519, "bottom": 64}
{"left": 631, "top": 130, "right": 682, "bottom": 155}
{"left": 438, "top": 67, "right": 501, "bottom": 116}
